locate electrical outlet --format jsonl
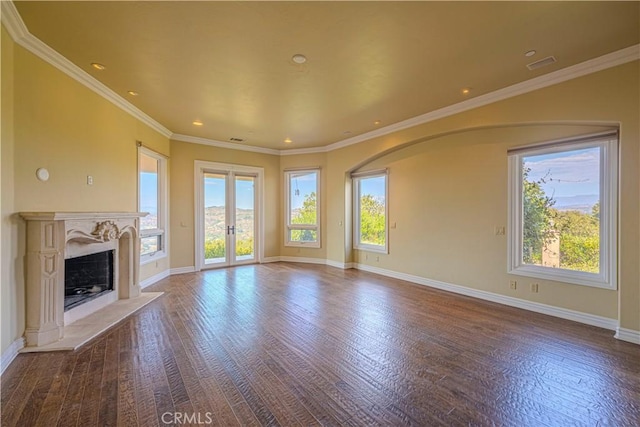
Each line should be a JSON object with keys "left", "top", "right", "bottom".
{"left": 510, "top": 280, "right": 517, "bottom": 290}
{"left": 494, "top": 226, "right": 505, "bottom": 235}
{"left": 530, "top": 283, "right": 539, "bottom": 293}
{"left": 87, "top": 175, "right": 93, "bottom": 185}
{"left": 376, "top": 256, "right": 379, "bottom": 262}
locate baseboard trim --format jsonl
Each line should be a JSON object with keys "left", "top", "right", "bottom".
{"left": 170, "top": 266, "right": 196, "bottom": 275}
{"left": 1, "top": 337, "right": 25, "bottom": 375}
{"left": 279, "top": 256, "right": 327, "bottom": 265}
{"left": 326, "top": 259, "right": 355, "bottom": 269}
{"left": 276, "top": 256, "right": 354, "bottom": 269}
{"left": 354, "top": 263, "right": 618, "bottom": 331}
{"left": 140, "top": 270, "right": 170, "bottom": 289}
{"left": 261, "top": 257, "right": 282, "bottom": 263}
{"left": 615, "top": 327, "right": 640, "bottom": 345}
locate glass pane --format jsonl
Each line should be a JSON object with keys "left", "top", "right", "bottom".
{"left": 359, "top": 176, "right": 386, "bottom": 246}
{"left": 289, "top": 171, "right": 317, "bottom": 225}
{"left": 141, "top": 236, "right": 160, "bottom": 256}
{"left": 204, "top": 172, "right": 226, "bottom": 264}
{"left": 139, "top": 153, "right": 159, "bottom": 230}
{"left": 235, "top": 175, "right": 255, "bottom": 260}
{"left": 522, "top": 146, "right": 600, "bottom": 273}
{"left": 289, "top": 229, "right": 318, "bottom": 243}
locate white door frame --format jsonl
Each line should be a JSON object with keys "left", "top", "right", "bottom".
{"left": 194, "top": 161, "right": 264, "bottom": 271}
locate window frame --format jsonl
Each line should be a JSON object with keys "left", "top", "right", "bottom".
{"left": 507, "top": 133, "right": 618, "bottom": 290}
{"left": 284, "top": 168, "right": 321, "bottom": 248}
{"left": 138, "top": 146, "right": 168, "bottom": 264}
{"left": 353, "top": 169, "right": 389, "bottom": 254}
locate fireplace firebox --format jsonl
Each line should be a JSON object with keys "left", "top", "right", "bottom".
{"left": 64, "top": 250, "right": 115, "bottom": 311}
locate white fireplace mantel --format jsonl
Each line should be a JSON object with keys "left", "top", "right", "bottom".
{"left": 20, "top": 211, "right": 148, "bottom": 348}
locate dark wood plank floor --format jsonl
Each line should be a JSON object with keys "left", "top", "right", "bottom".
{"left": 2, "top": 263, "right": 639, "bottom": 426}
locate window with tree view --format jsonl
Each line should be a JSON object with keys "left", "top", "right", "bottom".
{"left": 285, "top": 169, "right": 320, "bottom": 247}
{"left": 354, "top": 171, "right": 388, "bottom": 253}
{"left": 508, "top": 133, "right": 617, "bottom": 289}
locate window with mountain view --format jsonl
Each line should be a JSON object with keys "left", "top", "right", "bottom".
{"left": 508, "top": 133, "right": 618, "bottom": 289}
{"left": 285, "top": 169, "right": 320, "bottom": 247}
{"left": 354, "top": 170, "right": 388, "bottom": 253}
{"left": 138, "top": 148, "right": 167, "bottom": 262}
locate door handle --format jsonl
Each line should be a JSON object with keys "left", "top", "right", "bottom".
{"left": 227, "top": 225, "right": 235, "bottom": 235}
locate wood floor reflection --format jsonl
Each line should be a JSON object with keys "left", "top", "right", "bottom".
{"left": 2, "top": 263, "right": 639, "bottom": 426}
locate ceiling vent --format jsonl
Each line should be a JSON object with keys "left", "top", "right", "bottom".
{"left": 229, "top": 137, "right": 244, "bottom": 142}
{"left": 526, "top": 56, "right": 557, "bottom": 71}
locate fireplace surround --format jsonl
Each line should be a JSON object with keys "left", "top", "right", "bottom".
{"left": 20, "top": 212, "right": 147, "bottom": 348}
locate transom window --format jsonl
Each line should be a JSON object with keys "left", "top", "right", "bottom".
{"left": 353, "top": 170, "right": 388, "bottom": 253}
{"left": 138, "top": 147, "right": 167, "bottom": 262}
{"left": 284, "top": 169, "right": 320, "bottom": 247}
{"left": 508, "top": 132, "right": 618, "bottom": 289}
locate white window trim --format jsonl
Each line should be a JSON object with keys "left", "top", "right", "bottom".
{"left": 138, "top": 146, "right": 168, "bottom": 265}
{"left": 353, "top": 169, "right": 389, "bottom": 254}
{"left": 507, "top": 133, "right": 618, "bottom": 290}
{"left": 284, "top": 168, "right": 321, "bottom": 248}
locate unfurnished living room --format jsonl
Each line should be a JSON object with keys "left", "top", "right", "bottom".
{"left": 1, "top": 1, "right": 639, "bottom": 426}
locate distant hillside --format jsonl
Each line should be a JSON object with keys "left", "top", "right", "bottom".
{"left": 553, "top": 194, "right": 598, "bottom": 214}
{"left": 204, "top": 206, "right": 254, "bottom": 241}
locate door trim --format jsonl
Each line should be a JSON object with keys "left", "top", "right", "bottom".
{"left": 194, "top": 161, "right": 264, "bottom": 271}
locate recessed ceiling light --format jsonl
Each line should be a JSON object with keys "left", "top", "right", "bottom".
{"left": 374, "top": 120, "right": 381, "bottom": 126}
{"left": 91, "top": 63, "right": 106, "bottom": 70}
{"left": 462, "top": 88, "right": 471, "bottom": 95}
{"left": 292, "top": 54, "right": 307, "bottom": 64}
{"left": 192, "top": 120, "right": 203, "bottom": 126}
{"left": 127, "top": 91, "right": 139, "bottom": 96}
{"left": 525, "top": 50, "right": 537, "bottom": 57}
{"left": 284, "top": 138, "right": 292, "bottom": 144}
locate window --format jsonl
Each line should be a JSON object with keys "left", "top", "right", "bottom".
{"left": 138, "top": 147, "right": 167, "bottom": 263}
{"left": 508, "top": 132, "right": 618, "bottom": 289}
{"left": 353, "top": 170, "right": 388, "bottom": 253}
{"left": 285, "top": 169, "right": 320, "bottom": 247}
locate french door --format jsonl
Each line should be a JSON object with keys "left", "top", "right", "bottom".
{"left": 195, "top": 162, "right": 263, "bottom": 270}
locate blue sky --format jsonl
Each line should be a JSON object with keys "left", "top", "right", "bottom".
{"left": 524, "top": 147, "right": 600, "bottom": 199}
{"left": 204, "top": 175, "right": 254, "bottom": 209}
{"left": 290, "top": 172, "right": 317, "bottom": 210}
{"left": 140, "top": 172, "right": 158, "bottom": 214}
{"left": 360, "top": 175, "right": 386, "bottom": 200}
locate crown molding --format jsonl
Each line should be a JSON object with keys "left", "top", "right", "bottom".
{"left": 171, "top": 134, "right": 281, "bottom": 156}
{"left": 3, "top": 0, "right": 637, "bottom": 155}
{"left": 321, "top": 44, "right": 640, "bottom": 154}
{"left": 280, "top": 145, "right": 331, "bottom": 156}
{"left": 1, "top": 1, "right": 172, "bottom": 139}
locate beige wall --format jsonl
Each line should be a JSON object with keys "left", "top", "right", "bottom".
{"left": 169, "top": 140, "right": 281, "bottom": 269}
{"left": 1, "top": 25, "right": 20, "bottom": 354}
{"left": 1, "top": 32, "right": 171, "bottom": 355}
{"left": 356, "top": 125, "right": 618, "bottom": 319}
{"left": 325, "top": 61, "right": 639, "bottom": 329}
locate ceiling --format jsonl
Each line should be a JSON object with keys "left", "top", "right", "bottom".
{"left": 13, "top": 1, "right": 640, "bottom": 151}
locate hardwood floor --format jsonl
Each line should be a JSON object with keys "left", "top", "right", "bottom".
{"left": 2, "top": 263, "right": 639, "bottom": 426}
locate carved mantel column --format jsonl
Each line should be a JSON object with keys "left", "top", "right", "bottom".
{"left": 23, "top": 219, "right": 66, "bottom": 347}
{"left": 19, "top": 212, "right": 146, "bottom": 347}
